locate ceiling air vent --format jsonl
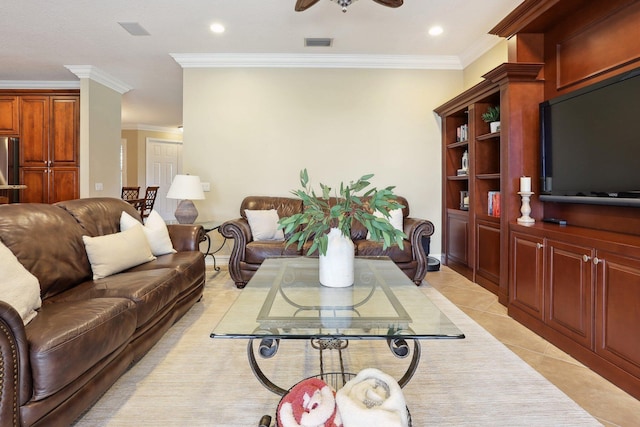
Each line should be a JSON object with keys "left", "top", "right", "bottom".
{"left": 118, "top": 22, "right": 150, "bottom": 36}
{"left": 305, "top": 38, "right": 333, "bottom": 47}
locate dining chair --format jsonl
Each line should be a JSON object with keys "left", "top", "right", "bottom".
{"left": 141, "top": 186, "right": 159, "bottom": 220}
{"left": 121, "top": 186, "right": 140, "bottom": 201}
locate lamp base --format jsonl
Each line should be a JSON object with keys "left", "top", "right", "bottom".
{"left": 174, "top": 200, "right": 199, "bottom": 224}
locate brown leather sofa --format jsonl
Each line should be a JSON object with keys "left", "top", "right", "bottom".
{"left": 0, "top": 198, "right": 206, "bottom": 427}
{"left": 220, "top": 196, "right": 434, "bottom": 288}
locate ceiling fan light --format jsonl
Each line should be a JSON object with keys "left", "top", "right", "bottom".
{"left": 332, "top": 0, "right": 357, "bottom": 12}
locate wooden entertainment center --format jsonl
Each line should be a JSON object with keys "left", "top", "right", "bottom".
{"left": 437, "top": 0, "right": 640, "bottom": 400}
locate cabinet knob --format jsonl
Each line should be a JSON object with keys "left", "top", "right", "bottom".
{"left": 536, "top": 243, "right": 543, "bottom": 249}
{"left": 583, "top": 254, "right": 591, "bottom": 263}
{"left": 593, "top": 257, "right": 601, "bottom": 265}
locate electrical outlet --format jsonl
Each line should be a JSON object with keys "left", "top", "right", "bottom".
{"left": 95, "top": 183, "right": 103, "bottom": 191}
{"left": 201, "top": 182, "right": 211, "bottom": 192}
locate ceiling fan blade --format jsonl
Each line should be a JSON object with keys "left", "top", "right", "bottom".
{"left": 295, "top": 0, "right": 322, "bottom": 11}
{"left": 372, "top": 0, "right": 404, "bottom": 8}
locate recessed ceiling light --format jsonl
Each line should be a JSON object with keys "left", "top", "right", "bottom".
{"left": 428, "top": 26, "right": 444, "bottom": 36}
{"left": 210, "top": 23, "right": 225, "bottom": 34}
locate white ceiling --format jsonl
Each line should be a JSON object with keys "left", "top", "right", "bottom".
{"left": 0, "top": 0, "right": 523, "bottom": 130}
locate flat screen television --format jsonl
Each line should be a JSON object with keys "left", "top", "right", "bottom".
{"left": 540, "top": 66, "right": 640, "bottom": 207}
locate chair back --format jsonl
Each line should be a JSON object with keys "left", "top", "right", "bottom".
{"left": 141, "top": 186, "right": 159, "bottom": 219}
{"left": 121, "top": 186, "right": 140, "bottom": 200}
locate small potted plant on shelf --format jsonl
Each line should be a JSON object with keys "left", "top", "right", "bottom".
{"left": 278, "top": 169, "right": 407, "bottom": 287}
{"left": 481, "top": 105, "right": 501, "bottom": 133}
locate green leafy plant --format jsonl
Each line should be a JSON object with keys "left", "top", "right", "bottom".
{"left": 481, "top": 105, "right": 500, "bottom": 123}
{"left": 278, "top": 169, "right": 407, "bottom": 256}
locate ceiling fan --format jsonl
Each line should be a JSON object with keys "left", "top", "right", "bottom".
{"left": 295, "top": 0, "right": 404, "bottom": 13}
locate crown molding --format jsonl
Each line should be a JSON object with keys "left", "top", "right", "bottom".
{"left": 458, "top": 35, "right": 505, "bottom": 68}
{"left": 122, "top": 124, "right": 183, "bottom": 135}
{"left": 171, "top": 53, "right": 462, "bottom": 70}
{"left": 64, "top": 65, "right": 133, "bottom": 94}
{"left": 0, "top": 80, "right": 80, "bottom": 89}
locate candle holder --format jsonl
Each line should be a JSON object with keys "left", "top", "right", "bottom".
{"left": 517, "top": 191, "right": 535, "bottom": 225}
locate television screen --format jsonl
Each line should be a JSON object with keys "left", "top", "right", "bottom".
{"left": 540, "top": 67, "right": 640, "bottom": 206}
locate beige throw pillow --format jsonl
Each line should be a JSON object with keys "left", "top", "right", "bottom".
{"left": 367, "top": 209, "right": 404, "bottom": 240}
{"left": 82, "top": 226, "right": 156, "bottom": 279}
{"left": 0, "top": 240, "right": 42, "bottom": 325}
{"left": 245, "top": 209, "right": 285, "bottom": 241}
{"left": 120, "top": 210, "right": 176, "bottom": 256}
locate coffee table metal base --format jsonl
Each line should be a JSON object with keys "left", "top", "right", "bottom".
{"left": 247, "top": 337, "right": 421, "bottom": 396}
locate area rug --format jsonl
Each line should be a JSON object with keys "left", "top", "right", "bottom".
{"left": 73, "top": 267, "right": 601, "bottom": 426}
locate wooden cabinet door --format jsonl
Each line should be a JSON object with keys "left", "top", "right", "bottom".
{"left": 0, "top": 96, "right": 19, "bottom": 135}
{"left": 50, "top": 96, "right": 79, "bottom": 166}
{"left": 476, "top": 219, "right": 500, "bottom": 288}
{"left": 20, "top": 167, "right": 48, "bottom": 203}
{"left": 510, "top": 232, "right": 544, "bottom": 320}
{"left": 19, "top": 96, "right": 49, "bottom": 167}
{"left": 49, "top": 167, "right": 79, "bottom": 203}
{"left": 447, "top": 211, "right": 469, "bottom": 266}
{"left": 595, "top": 251, "right": 640, "bottom": 377}
{"left": 545, "top": 239, "right": 594, "bottom": 349}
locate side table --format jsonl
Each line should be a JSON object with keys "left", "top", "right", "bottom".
{"left": 197, "top": 221, "right": 226, "bottom": 271}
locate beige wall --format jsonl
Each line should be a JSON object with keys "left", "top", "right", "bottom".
{"left": 463, "top": 39, "right": 509, "bottom": 90}
{"left": 80, "top": 79, "right": 122, "bottom": 198}
{"left": 121, "top": 128, "right": 183, "bottom": 187}
{"left": 182, "top": 67, "right": 464, "bottom": 256}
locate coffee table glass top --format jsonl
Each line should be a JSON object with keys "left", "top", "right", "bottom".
{"left": 211, "top": 257, "right": 464, "bottom": 339}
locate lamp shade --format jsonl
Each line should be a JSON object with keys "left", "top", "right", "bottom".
{"left": 166, "top": 175, "right": 205, "bottom": 200}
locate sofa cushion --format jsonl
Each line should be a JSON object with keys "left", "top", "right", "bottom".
{"left": 26, "top": 298, "right": 137, "bottom": 401}
{"left": 51, "top": 269, "right": 181, "bottom": 329}
{"left": 0, "top": 240, "right": 42, "bottom": 325}
{"left": 355, "top": 239, "right": 413, "bottom": 263}
{"left": 120, "top": 210, "right": 177, "bottom": 256}
{"left": 83, "top": 226, "right": 156, "bottom": 279}
{"left": 245, "top": 209, "right": 285, "bottom": 241}
{"left": 0, "top": 203, "right": 93, "bottom": 299}
{"left": 245, "top": 241, "right": 302, "bottom": 264}
{"left": 127, "top": 251, "right": 205, "bottom": 297}
{"left": 366, "top": 209, "right": 404, "bottom": 240}
{"left": 55, "top": 197, "right": 141, "bottom": 237}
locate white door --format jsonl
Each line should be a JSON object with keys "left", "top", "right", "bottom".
{"left": 146, "top": 138, "right": 182, "bottom": 220}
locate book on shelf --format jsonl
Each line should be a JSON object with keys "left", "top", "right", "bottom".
{"left": 456, "top": 124, "right": 468, "bottom": 142}
{"left": 488, "top": 191, "right": 501, "bottom": 217}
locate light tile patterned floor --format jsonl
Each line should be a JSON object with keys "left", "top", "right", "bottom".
{"left": 426, "top": 266, "right": 640, "bottom": 427}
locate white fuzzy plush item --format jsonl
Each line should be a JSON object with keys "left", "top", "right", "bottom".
{"left": 335, "top": 368, "right": 409, "bottom": 427}
{"left": 0, "top": 240, "right": 42, "bottom": 324}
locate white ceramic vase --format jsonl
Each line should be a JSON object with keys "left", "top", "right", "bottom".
{"left": 319, "top": 227, "right": 355, "bottom": 288}
{"left": 490, "top": 121, "right": 501, "bottom": 133}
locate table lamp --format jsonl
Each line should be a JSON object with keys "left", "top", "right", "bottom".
{"left": 166, "top": 174, "right": 205, "bottom": 224}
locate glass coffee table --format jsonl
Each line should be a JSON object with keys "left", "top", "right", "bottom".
{"left": 211, "top": 257, "right": 464, "bottom": 395}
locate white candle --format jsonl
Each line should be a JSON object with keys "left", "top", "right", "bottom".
{"left": 520, "top": 176, "right": 531, "bottom": 193}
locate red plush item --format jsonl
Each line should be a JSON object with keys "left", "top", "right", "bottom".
{"left": 277, "top": 378, "right": 342, "bottom": 427}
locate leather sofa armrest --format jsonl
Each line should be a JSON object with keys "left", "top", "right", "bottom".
{"left": 219, "top": 218, "right": 252, "bottom": 286}
{"left": 0, "top": 300, "right": 32, "bottom": 414}
{"left": 404, "top": 217, "right": 435, "bottom": 284}
{"left": 167, "top": 224, "right": 206, "bottom": 252}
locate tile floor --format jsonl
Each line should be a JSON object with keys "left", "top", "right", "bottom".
{"left": 426, "top": 265, "right": 640, "bottom": 427}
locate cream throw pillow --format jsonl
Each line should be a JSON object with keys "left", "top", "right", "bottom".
{"left": 0, "top": 240, "right": 42, "bottom": 325}
{"left": 245, "top": 209, "right": 285, "bottom": 241}
{"left": 82, "top": 226, "right": 156, "bottom": 280}
{"left": 367, "top": 209, "right": 404, "bottom": 240}
{"left": 120, "top": 210, "right": 176, "bottom": 256}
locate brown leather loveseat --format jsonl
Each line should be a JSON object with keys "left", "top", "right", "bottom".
{"left": 220, "top": 196, "right": 434, "bottom": 288}
{"left": 0, "top": 198, "right": 206, "bottom": 426}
